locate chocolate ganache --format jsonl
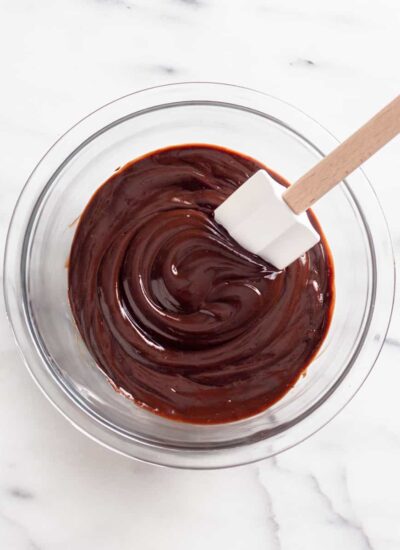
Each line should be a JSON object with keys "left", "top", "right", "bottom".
{"left": 68, "top": 144, "right": 334, "bottom": 424}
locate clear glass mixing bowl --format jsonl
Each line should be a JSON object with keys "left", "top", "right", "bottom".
{"left": 4, "top": 83, "right": 395, "bottom": 468}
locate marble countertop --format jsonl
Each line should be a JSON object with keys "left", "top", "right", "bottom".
{"left": 1, "top": 0, "right": 400, "bottom": 548}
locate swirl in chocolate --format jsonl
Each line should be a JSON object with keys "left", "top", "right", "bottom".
{"left": 68, "top": 145, "right": 334, "bottom": 424}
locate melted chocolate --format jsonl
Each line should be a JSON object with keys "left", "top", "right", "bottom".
{"left": 68, "top": 145, "right": 334, "bottom": 424}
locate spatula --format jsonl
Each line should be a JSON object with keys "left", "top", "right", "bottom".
{"left": 215, "top": 95, "right": 400, "bottom": 269}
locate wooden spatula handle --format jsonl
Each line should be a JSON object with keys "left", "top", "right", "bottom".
{"left": 283, "top": 95, "right": 400, "bottom": 214}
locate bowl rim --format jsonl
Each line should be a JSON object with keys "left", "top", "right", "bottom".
{"left": 3, "top": 81, "right": 396, "bottom": 469}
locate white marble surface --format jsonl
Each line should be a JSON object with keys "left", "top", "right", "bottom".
{"left": 1, "top": 0, "right": 400, "bottom": 548}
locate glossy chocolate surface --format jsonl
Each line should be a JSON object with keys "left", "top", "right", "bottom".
{"left": 68, "top": 145, "right": 334, "bottom": 423}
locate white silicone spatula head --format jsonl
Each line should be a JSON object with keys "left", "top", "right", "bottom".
{"left": 215, "top": 170, "right": 320, "bottom": 269}
{"left": 215, "top": 95, "right": 400, "bottom": 269}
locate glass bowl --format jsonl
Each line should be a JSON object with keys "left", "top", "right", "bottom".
{"left": 4, "top": 82, "right": 395, "bottom": 469}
